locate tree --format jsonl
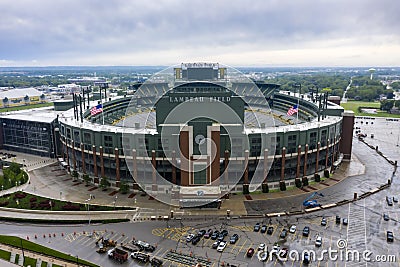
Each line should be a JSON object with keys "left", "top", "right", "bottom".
{"left": 71, "top": 170, "right": 79, "bottom": 181}
{"left": 100, "top": 177, "right": 110, "bottom": 191}
{"left": 380, "top": 100, "right": 394, "bottom": 111}
{"left": 83, "top": 174, "right": 91, "bottom": 186}
{"left": 119, "top": 181, "right": 129, "bottom": 194}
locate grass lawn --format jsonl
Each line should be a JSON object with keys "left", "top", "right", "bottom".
{"left": 0, "top": 235, "right": 98, "bottom": 267}
{"left": 23, "top": 256, "right": 36, "bottom": 267}
{"left": 0, "top": 249, "right": 11, "bottom": 261}
{"left": 0, "top": 191, "right": 125, "bottom": 211}
{"left": 0, "top": 102, "right": 53, "bottom": 113}
{"left": 341, "top": 101, "right": 400, "bottom": 117}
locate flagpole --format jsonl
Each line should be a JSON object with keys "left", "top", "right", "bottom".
{"left": 296, "top": 84, "right": 301, "bottom": 125}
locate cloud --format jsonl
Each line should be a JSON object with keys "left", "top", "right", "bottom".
{"left": 0, "top": 0, "right": 399, "bottom": 66}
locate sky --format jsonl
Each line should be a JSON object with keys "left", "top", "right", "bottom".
{"left": 0, "top": 0, "right": 399, "bottom": 67}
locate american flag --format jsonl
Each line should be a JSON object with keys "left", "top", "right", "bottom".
{"left": 90, "top": 104, "right": 103, "bottom": 115}
{"left": 287, "top": 104, "right": 298, "bottom": 116}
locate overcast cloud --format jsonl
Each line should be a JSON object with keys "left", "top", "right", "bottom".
{"left": 0, "top": 0, "right": 399, "bottom": 67}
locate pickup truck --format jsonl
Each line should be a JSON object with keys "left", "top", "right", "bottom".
{"left": 107, "top": 248, "right": 129, "bottom": 263}
{"left": 131, "top": 251, "right": 150, "bottom": 263}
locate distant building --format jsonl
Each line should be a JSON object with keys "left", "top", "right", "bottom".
{"left": 0, "top": 88, "right": 46, "bottom": 108}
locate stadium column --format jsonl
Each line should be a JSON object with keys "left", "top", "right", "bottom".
{"left": 315, "top": 142, "right": 320, "bottom": 173}
{"left": 72, "top": 140, "right": 77, "bottom": 171}
{"left": 325, "top": 140, "right": 330, "bottom": 169}
{"left": 99, "top": 146, "right": 105, "bottom": 178}
{"left": 92, "top": 145, "right": 98, "bottom": 181}
{"left": 152, "top": 150, "right": 157, "bottom": 191}
{"left": 132, "top": 149, "right": 138, "bottom": 189}
{"left": 172, "top": 150, "right": 177, "bottom": 184}
{"left": 280, "top": 147, "right": 286, "bottom": 181}
{"left": 331, "top": 137, "right": 336, "bottom": 170}
{"left": 179, "top": 126, "right": 190, "bottom": 186}
{"left": 303, "top": 144, "right": 309, "bottom": 177}
{"left": 209, "top": 125, "right": 220, "bottom": 184}
{"left": 81, "top": 143, "right": 86, "bottom": 174}
{"left": 263, "top": 149, "right": 269, "bottom": 183}
{"left": 243, "top": 150, "right": 249, "bottom": 194}
{"left": 339, "top": 110, "right": 355, "bottom": 160}
{"left": 224, "top": 150, "right": 230, "bottom": 187}
{"left": 296, "top": 145, "right": 301, "bottom": 178}
{"left": 115, "top": 148, "right": 120, "bottom": 187}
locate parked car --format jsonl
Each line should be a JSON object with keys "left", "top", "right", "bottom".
{"left": 303, "top": 252, "right": 310, "bottom": 264}
{"left": 280, "top": 229, "right": 288, "bottom": 239}
{"left": 279, "top": 248, "right": 288, "bottom": 258}
{"left": 246, "top": 248, "right": 255, "bottom": 257}
{"left": 211, "top": 231, "right": 220, "bottom": 240}
{"left": 302, "top": 226, "right": 310, "bottom": 237}
{"left": 221, "top": 229, "right": 229, "bottom": 236}
{"left": 271, "top": 243, "right": 280, "bottom": 255}
{"left": 342, "top": 218, "right": 348, "bottom": 225}
{"left": 387, "top": 231, "right": 394, "bottom": 242}
{"left": 212, "top": 241, "right": 220, "bottom": 249}
{"left": 217, "top": 233, "right": 225, "bottom": 242}
{"left": 258, "top": 243, "right": 266, "bottom": 251}
{"left": 267, "top": 226, "right": 274, "bottom": 235}
{"left": 186, "top": 234, "right": 195, "bottom": 242}
{"left": 198, "top": 229, "right": 206, "bottom": 236}
{"left": 335, "top": 215, "right": 341, "bottom": 224}
{"left": 192, "top": 235, "right": 201, "bottom": 245}
{"left": 315, "top": 236, "right": 322, "bottom": 247}
{"left": 387, "top": 196, "right": 393, "bottom": 206}
{"left": 217, "top": 241, "right": 227, "bottom": 252}
{"left": 204, "top": 229, "right": 213, "bottom": 239}
{"left": 254, "top": 223, "right": 261, "bottom": 232}
{"left": 229, "top": 234, "right": 239, "bottom": 244}
{"left": 393, "top": 196, "right": 398, "bottom": 203}
{"left": 289, "top": 225, "right": 297, "bottom": 233}
{"left": 383, "top": 213, "right": 390, "bottom": 221}
{"left": 321, "top": 217, "right": 327, "bottom": 226}
{"left": 260, "top": 225, "right": 267, "bottom": 233}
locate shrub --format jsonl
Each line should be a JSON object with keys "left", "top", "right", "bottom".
{"left": 295, "top": 178, "right": 302, "bottom": 188}
{"left": 324, "top": 169, "right": 330, "bottom": 178}
{"left": 29, "top": 197, "right": 37, "bottom": 202}
{"left": 0, "top": 201, "right": 9, "bottom": 207}
{"left": 14, "top": 192, "right": 27, "bottom": 199}
{"left": 243, "top": 184, "right": 249, "bottom": 194}
{"left": 279, "top": 181, "right": 286, "bottom": 191}
{"left": 262, "top": 183, "right": 269, "bottom": 193}
{"left": 314, "top": 173, "right": 321, "bottom": 182}
{"left": 302, "top": 177, "right": 309, "bottom": 186}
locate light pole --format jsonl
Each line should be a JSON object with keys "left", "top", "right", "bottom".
{"left": 113, "top": 195, "right": 118, "bottom": 209}
{"left": 86, "top": 195, "right": 92, "bottom": 225}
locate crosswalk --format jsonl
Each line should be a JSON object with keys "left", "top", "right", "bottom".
{"left": 345, "top": 200, "right": 368, "bottom": 267}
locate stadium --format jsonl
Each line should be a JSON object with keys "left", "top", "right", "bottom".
{"left": 47, "top": 63, "right": 353, "bottom": 206}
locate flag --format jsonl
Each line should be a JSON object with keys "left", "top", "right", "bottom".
{"left": 287, "top": 104, "right": 298, "bottom": 116}
{"left": 90, "top": 104, "right": 103, "bottom": 115}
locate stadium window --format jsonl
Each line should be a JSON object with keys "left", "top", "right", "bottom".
{"left": 321, "top": 129, "right": 327, "bottom": 146}
{"left": 104, "top": 135, "right": 113, "bottom": 147}
{"left": 66, "top": 128, "right": 71, "bottom": 139}
{"left": 309, "top": 132, "right": 317, "bottom": 150}
{"left": 73, "top": 130, "right": 81, "bottom": 144}
{"left": 288, "top": 134, "right": 297, "bottom": 153}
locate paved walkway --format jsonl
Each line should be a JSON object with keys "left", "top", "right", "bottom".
{"left": 0, "top": 148, "right": 365, "bottom": 219}
{"left": 0, "top": 243, "right": 86, "bottom": 267}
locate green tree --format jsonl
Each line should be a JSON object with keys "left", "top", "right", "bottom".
{"left": 71, "top": 170, "right": 78, "bottom": 181}
{"left": 100, "top": 177, "right": 110, "bottom": 190}
{"left": 83, "top": 174, "right": 91, "bottom": 186}
{"left": 380, "top": 100, "right": 394, "bottom": 111}
{"left": 119, "top": 181, "right": 129, "bottom": 194}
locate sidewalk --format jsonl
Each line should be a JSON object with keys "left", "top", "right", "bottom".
{"left": 0, "top": 149, "right": 365, "bottom": 219}
{"left": 0, "top": 243, "right": 85, "bottom": 267}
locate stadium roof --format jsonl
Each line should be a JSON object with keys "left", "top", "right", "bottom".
{"left": 0, "top": 88, "right": 42, "bottom": 99}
